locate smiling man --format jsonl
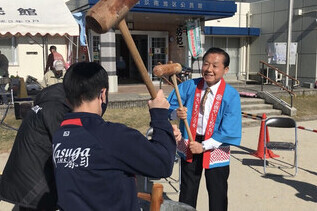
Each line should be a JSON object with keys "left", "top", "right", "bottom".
{"left": 168, "top": 47, "right": 242, "bottom": 211}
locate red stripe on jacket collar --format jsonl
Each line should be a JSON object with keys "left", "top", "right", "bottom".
{"left": 61, "top": 118, "right": 83, "bottom": 126}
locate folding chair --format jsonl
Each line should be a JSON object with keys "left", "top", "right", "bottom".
{"left": 264, "top": 117, "right": 298, "bottom": 176}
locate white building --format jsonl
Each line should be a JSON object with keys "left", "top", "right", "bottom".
{"left": 248, "top": 0, "right": 317, "bottom": 85}
{"left": 0, "top": 0, "right": 79, "bottom": 85}
{"left": 205, "top": 0, "right": 317, "bottom": 85}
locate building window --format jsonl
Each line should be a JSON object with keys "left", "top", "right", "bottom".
{"left": 151, "top": 37, "right": 167, "bottom": 80}
{"left": 205, "top": 36, "right": 240, "bottom": 77}
{"left": 0, "top": 37, "right": 18, "bottom": 65}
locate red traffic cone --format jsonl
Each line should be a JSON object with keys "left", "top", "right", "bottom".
{"left": 251, "top": 113, "right": 279, "bottom": 159}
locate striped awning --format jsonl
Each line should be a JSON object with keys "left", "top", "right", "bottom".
{"left": 0, "top": 0, "right": 79, "bottom": 36}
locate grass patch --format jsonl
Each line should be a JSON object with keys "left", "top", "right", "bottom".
{"left": 0, "top": 110, "right": 22, "bottom": 153}
{"left": 0, "top": 107, "right": 154, "bottom": 153}
{"left": 104, "top": 107, "right": 151, "bottom": 135}
{"left": 281, "top": 95, "right": 317, "bottom": 120}
{"left": 1, "top": 95, "right": 316, "bottom": 153}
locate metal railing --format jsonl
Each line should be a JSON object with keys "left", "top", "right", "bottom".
{"left": 258, "top": 60, "right": 300, "bottom": 107}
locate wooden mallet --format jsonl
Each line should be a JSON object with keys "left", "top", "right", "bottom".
{"left": 153, "top": 63, "right": 194, "bottom": 143}
{"left": 86, "top": 0, "right": 157, "bottom": 98}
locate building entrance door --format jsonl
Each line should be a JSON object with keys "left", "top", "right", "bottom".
{"left": 116, "top": 34, "right": 148, "bottom": 84}
{"left": 116, "top": 31, "right": 168, "bottom": 84}
{"left": 149, "top": 34, "right": 168, "bottom": 81}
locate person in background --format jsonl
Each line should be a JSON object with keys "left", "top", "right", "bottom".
{"left": 0, "top": 83, "right": 71, "bottom": 211}
{"left": 44, "top": 46, "right": 66, "bottom": 86}
{"left": 0, "top": 50, "right": 9, "bottom": 78}
{"left": 116, "top": 56, "right": 126, "bottom": 80}
{"left": 0, "top": 50, "right": 9, "bottom": 104}
{"left": 52, "top": 62, "right": 180, "bottom": 210}
{"left": 168, "top": 47, "right": 242, "bottom": 211}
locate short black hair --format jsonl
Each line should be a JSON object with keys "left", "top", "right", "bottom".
{"left": 49, "top": 46, "right": 57, "bottom": 51}
{"left": 202, "top": 47, "right": 230, "bottom": 68}
{"left": 63, "top": 62, "right": 109, "bottom": 108}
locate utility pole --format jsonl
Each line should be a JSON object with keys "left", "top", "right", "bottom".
{"left": 286, "top": 0, "right": 294, "bottom": 88}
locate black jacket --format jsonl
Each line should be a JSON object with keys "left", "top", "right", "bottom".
{"left": 53, "top": 111, "right": 176, "bottom": 210}
{"left": 0, "top": 83, "right": 71, "bottom": 209}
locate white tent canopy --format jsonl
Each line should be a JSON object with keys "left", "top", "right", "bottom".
{"left": 0, "top": 0, "right": 79, "bottom": 36}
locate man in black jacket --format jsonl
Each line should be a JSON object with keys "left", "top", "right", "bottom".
{"left": 0, "top": 83, "right": 71, "bottom": 210}
{"left": 53, "top": 62, "right": 178, "bottom": 210}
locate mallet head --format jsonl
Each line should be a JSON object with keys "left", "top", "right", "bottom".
{"left": 153, "top": 63, "right": 182, "bottom": 78}
{"left": 86, "top": 0, "right": 139, "bottom": 34}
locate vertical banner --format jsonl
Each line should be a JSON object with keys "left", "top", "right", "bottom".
{"left": 73, "top": 12, "right": 87, "bottom": 46}
{"left": 186, "top": 19, "right": 202, "bottom": 59}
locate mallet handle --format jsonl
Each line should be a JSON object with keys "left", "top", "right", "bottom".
{"left": 118, "top": 19, "right": 157, "bottom": 99}
{"left": 150, "top": 184, "right": 163, "bottom": 211}
{"left": 171, "top": 75, "right": 194, "bottom": 143}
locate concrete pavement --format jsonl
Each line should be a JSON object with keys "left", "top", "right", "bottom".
{"left": 158, "top": 119, "right": 317, "bottom": 210}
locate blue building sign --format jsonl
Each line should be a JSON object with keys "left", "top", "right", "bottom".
{"left": 88, "top": 0, "right": 236, "bottom": 19}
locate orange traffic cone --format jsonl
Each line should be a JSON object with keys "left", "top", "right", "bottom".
{"left": 251, "top": 113, "right": 279, "bottom": 159}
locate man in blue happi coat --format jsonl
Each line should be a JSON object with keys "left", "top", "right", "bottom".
{"left": 168, "top": 47, "right": 242, "bottom": 211}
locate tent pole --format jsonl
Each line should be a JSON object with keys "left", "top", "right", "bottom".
{"left": 85, "top": 35, "right": 91, "bottom": 62}
{"left": 64, "top": 35, "right": 77, "bottom": 46}
{"left": 42, "top": 37, "right": 45, "bottom": 74}
{"left": 76, "top": 36, "right": 79, "bottom": 63}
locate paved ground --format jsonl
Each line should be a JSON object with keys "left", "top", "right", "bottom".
{"left": 141, "top": 119, "right": 317, "bottom": 211}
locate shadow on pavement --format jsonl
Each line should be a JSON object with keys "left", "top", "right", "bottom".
{"left": 262, "top": 175, "right": 317, "bottom": 203}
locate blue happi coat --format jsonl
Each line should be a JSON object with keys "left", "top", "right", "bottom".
{"left": 168, "top": 78, "right": 242, "bottom": 169}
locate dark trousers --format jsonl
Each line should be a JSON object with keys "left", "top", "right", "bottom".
{"left": 179, "top": 136, "right": 229, "bottom": 211}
